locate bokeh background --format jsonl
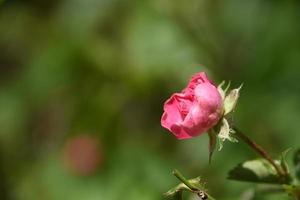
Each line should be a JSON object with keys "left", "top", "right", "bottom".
{"left": 0, "top": 0, "right": 300, "bottom": 199}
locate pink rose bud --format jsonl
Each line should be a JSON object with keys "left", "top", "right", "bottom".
{"left": 161, "top": 72, "right": 223, "bottom": 139}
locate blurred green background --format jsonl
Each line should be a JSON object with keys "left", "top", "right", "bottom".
{"left": 0, "top": 0, "right": 300, "bottom": 199}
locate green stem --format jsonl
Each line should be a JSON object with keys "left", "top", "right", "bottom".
{"left": 172, "top": 169, "right": 216, "bottom": 200}
{"left": 233, "top": 126, "right": 286, "bottom": 180}
{"left": 172, "top": 169, "right": 198, "bottom": 190}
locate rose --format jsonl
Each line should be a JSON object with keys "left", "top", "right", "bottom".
{"left": 161, "top": 72, "right": 223, "bottom": 139}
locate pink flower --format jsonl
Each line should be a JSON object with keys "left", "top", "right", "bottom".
{"left": 161, "top": 72, "right": 223, "bottom": 139}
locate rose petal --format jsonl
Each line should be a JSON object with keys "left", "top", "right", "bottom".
{"left": 161, "top": 93, "right": 193, "bottom": 139}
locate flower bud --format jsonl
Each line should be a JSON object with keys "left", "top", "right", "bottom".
{"left": 161, "top": 72, "right": 223, "bottom": 139}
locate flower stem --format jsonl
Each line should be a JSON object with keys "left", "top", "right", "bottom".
{"left": 172, "top": 169, "right": 198, "bottom": 190}
{"left": 172, "top": 169, "right": 216, "bottom": 200}
{"left": 232, "top": 126, "right": 286, "bottom": 179}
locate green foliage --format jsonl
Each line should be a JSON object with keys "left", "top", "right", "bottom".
{"left": 165, "top": 170, "right": 214, "bottom": 200}
{"left": 228, "top": 159, "right": 282, "bottom": 184}
{"left": 164, "top": 176, "right": 203, "bottom": 197}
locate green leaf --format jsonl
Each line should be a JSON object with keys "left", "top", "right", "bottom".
{"left": 164, "top": 176, "right": 204, "bottom": 198}
{"left": 208, "top": 130, "right": 216, "bottom": 164}
{"left": 164, "top": 170, "right": 216, "bottom": 200}
{"left": 164, "top": 190, "right": 183, "bottom": 200}
{"left": 240, "top": 186, "right": 286, "bottom": 200}
{"left": 223, "top": 84, "right": 242, "bottom": 115}
{"left": 293, "top": 148, "right": 300, "bottom": 180}
{"left": 164, "top": 181, "right": 190, "bottom": 198}
{"left": 228, "top": 159, "right": 282, "bottom": 184}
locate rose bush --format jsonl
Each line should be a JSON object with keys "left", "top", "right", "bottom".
{"left": 161, "top": 72, "right": 223, "bottom": 139}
